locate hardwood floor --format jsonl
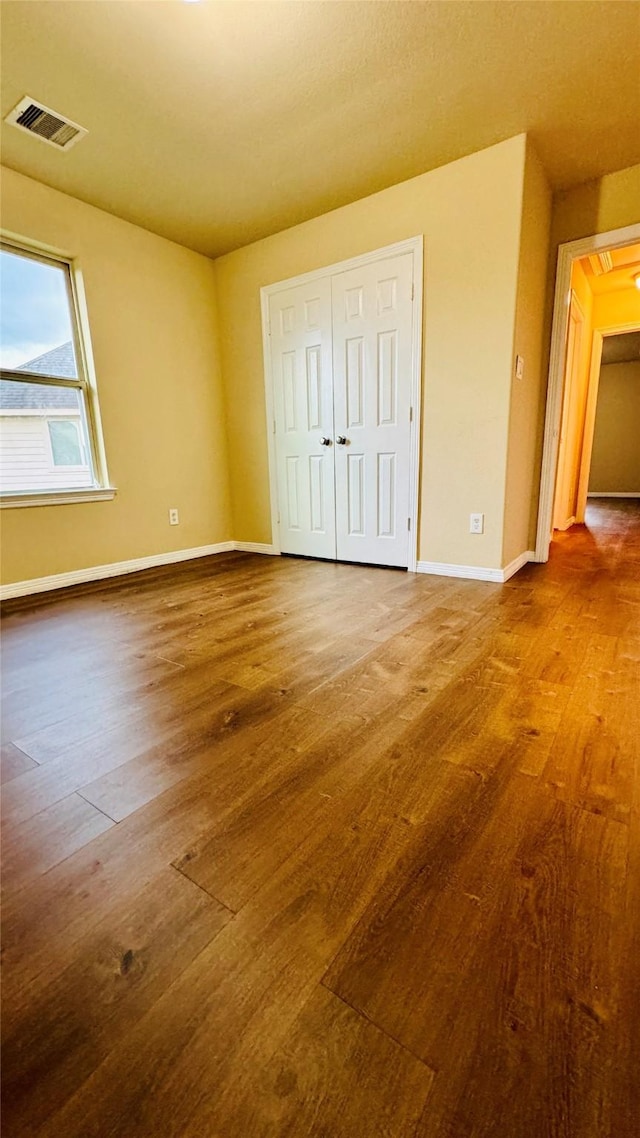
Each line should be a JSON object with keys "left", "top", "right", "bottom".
{"left": 1, "top": 499, "right": 638, "bottom": 1137}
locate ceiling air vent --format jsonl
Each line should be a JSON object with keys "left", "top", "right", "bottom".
{"left": 4, "top": 96, "right": 87, "bottom": 151}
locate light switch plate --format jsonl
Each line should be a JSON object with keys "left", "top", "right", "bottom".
{"left": 515, "top": 355, "right": 524, "bottom": 380}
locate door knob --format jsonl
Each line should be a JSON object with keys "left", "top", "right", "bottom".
{"left": 319, "top": 436, "right": 332, "bottom": 446}
{"left": 336, "top": 435, "right": 347, "bottom": 445}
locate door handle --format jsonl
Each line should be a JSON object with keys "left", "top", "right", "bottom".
{"left": 319, "top": 437, "right": 332, "bottom": 446}
{"left": 336, "top": 435, "right": 347, "bottom": 445}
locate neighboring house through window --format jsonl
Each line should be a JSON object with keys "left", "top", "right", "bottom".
{"left": 48, "top": 419, "right": 84, "bottom": 467}
{"left": 0, "top": 241, "right": 110, "bottom": 502}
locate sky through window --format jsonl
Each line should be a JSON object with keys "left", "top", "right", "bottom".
{"left": 0, "top": 249, "right": 75, "bottom": 370}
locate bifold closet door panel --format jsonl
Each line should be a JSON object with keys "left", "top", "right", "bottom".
{"left": 270, "top": 281, "right": 336, "bottom": 559}
{"left": 331, "top": 253, "right": 414, "bottom": 567}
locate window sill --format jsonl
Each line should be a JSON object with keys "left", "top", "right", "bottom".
{"left": 0, "top": 487, "right": 117, "bottom": 509}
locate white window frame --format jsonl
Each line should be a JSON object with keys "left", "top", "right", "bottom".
{"left": 0, "top": 235, "right": 115, "bottom": 508}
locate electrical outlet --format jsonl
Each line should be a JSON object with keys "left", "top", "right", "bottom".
{"left": 470, "top": 513, "right": 484, "bottom": 534}
{"left": 169, "top": 508, "right": 179, "bottom": 525}
{"left": 515, "top": 355, "right": 525, "bottom": 380}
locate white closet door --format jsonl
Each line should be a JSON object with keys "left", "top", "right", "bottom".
{"left": 331, "top": 253, "right": 414, "bottom": 567}
{"left": 269, "top": 280, "right": 336, "bottom": 559}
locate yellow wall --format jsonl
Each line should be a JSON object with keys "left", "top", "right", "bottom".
{"left": 215, "top": 136, "right": 527, "bottom": 570}
{"left": 502, "top": 139, "right": 552, "bottom": 564}
{"left": 550, "top": 165, "right": 640, "bottom": 250}
{"left": 592, "top": 288, "right": 640, "bottom": 330}
{"left": 4, "top": 147, "right": 636, "bottom": 588}
{"left": 589, "top": 360, "right": 640, "bottom": 493}
{"left": 1, "top": 167, "right": 232, "bottom": 585}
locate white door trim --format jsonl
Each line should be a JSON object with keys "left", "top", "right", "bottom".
{"left": 552, "top": 288, "right": 585, "bottom": 530}
{"left": 260, "top": 237, "right": 424, "bottom": 571}
{"left": 534, "top": 222, "right": 640, "bottom": 562}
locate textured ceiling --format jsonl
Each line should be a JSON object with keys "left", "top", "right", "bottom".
{"left": 1, "top": 0, "right": 639, "bottom": 257}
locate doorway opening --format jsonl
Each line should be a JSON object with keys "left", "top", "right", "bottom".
{"left": 536, "top": 225, "right": 640, "bottom": 561}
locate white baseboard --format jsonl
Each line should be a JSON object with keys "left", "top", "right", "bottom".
{"left": 501, "top": 550, "right": 535, "bottom": 582}
{"left": 416, "top": 550, "right": 533, "bottom": 584}
{"left": 417, "top": 560, "right": 502, "bottom": 582}
{"left": 233, "top": 541, "right": 278, "bottom": 555}
{"left": 587, "top": 492, "right": 640, "bottom": 498}
{"left": 555, "top": 516, "right": 576, "bottom": 531}
{"left": 0, "top": 542, "right": 235, "bottom": 601}
{"left": 2, "top": 541, "right": 538, "bottom": 601}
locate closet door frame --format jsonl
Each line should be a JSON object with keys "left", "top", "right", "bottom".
{"left": 260, "top": 236, "right": 423, "bottom": 572}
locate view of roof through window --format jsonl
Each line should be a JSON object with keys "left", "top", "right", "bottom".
{"left": 1, "top": 341, "right": 78, "bottom": 410}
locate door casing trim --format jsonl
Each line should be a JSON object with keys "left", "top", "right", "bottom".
{"left": 260, "top": 236, "right": 424, "bottom": 571}
{"left": 552, "top": 287, "right": 585, "bottom": 530}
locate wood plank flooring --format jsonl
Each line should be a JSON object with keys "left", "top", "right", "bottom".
{"left": 1, "top": 498, "right": 639, "bottom": 1137}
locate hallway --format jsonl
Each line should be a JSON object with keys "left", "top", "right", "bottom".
{"left": 1, "top": 499, "right": 638, "bottom": 1137}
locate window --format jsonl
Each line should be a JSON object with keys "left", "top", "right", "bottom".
{"left": 48, "top": 419, "right": 84, "bottom": 466}
{"left": 0, "top": 240, "right": 111, "bottom": 503}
